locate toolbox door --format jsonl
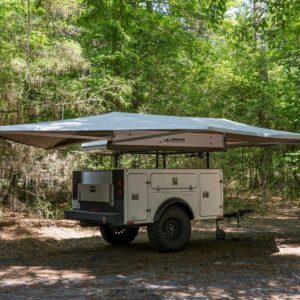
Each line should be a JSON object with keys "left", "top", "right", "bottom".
{"left": 200, "top": 173, "right": 223, "bottom": 217}
{"left": 127, "top": 173, "right": 148, "bottom": 221}
{"left": 150, "top": 173, "right": 197, "bottom": 190}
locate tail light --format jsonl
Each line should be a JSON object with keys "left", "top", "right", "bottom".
{"left": 117, "top": 179, "right": 123, "bottom": 198}
{"left": 113, "top": 170, "right": 124, "bottom": 200}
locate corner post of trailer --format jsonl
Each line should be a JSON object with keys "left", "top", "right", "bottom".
{"left": 114, "top": 153, "right": 119, "bottom": 168}
{"left": 163, "top": 153, "right": 166, "bottom": 169}
{"left": 206, "top": 152, "right": 210, "bottom": 169}
{"left": 156, "top": 152, "right": 159, "bottom": 168}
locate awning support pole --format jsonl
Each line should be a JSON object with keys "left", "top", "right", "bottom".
{"left": 156, "top": 152, "right": 159, "bottom": 169}
{"left": 163, "top": 154, "right": 166, "bottom": 169}
{"left": 206, "top": 152, "right": 210, "bottom": 169}
{"left": 114, "top": 154, "right": 119, "bottom": 169}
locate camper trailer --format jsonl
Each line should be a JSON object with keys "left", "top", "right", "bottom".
{"left": 0, "top": 112, "right": 299, "bottom": 252}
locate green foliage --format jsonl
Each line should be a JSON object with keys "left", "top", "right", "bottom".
{"left": 0, "top": 0, "right": 299, "bottom": 214}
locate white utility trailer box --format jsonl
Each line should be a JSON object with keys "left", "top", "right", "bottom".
{"left": 65, "top": 168, "right": 224, "bottom": 252}
{"left": 126, "top": 169, "right": 223, "bottom": 223}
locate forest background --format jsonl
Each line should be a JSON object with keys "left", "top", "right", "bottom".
{"left": 0, "top": 0, "right": 299, "bottom": 217}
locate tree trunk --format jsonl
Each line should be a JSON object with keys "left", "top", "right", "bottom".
{"left": 146, "top": 0, "right": 153, "bottom": 12}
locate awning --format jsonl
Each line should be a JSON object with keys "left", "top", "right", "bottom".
{"left": 0, "top": 112, "right": 299, "bottom": 151}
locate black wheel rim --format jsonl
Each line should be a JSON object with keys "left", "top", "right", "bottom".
{"left": 163, "top": 219, "right": 180, "bottom": 240}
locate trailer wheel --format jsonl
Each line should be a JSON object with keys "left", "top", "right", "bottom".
{"left": 100, "top": 226, "right": 139, "bottom": 246}
{"left": 216, "top": 229, "right": 225, "bottom": 240}
{"left": 147, "top": 207, "right": 191, "bottom": 252}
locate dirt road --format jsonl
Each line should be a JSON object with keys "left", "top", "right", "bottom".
{"left": 0, "top": 209, "right": 299, "bottom": 299}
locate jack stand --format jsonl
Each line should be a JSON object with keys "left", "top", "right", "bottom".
{"left": 215, "top": 219, "right": 226, "bottom": 240}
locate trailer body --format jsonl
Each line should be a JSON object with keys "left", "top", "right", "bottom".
{"left": 65, "top": 168, "right": 223, "bottom": 227}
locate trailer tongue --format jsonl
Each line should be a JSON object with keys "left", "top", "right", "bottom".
{"left": 0, "top": 112, "right": 299, "bottom": 252}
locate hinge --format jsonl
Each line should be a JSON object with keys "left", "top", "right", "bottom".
{"left": 145, "top": 180, "right": 151, "bottom": 184}
{"left": 219, "top": 205, "right": 224, "bottom": 208}
{"left": 146, "top": 208, "right": 151, "bottom": 212}
{"left": 219, "top": 180, "right": 226, "bottom": 184}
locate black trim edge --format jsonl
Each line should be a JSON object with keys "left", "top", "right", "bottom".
{"left": 153, "top": 198, "right": 195, "bottom": 222}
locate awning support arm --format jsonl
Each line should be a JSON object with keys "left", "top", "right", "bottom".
{"left": 114, "top": 153, "right": 119, "bottom": 169}
{"left": 163, "top": 153, "right": 166, "bottom": 169}
{"left": 206, "top": 152, "right": 210, "bottom": 169}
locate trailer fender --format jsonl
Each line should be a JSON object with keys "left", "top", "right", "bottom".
{"left": 153, "top": 198, "right": 195, "bottom": 222}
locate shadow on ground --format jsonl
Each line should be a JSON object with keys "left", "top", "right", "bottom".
{"left": 0, "top": 209, "right": 299, "bottom": 299}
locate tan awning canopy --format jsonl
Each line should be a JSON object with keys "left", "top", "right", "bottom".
{"left": 0, "top": 112, "right": 299, "bottom": 151}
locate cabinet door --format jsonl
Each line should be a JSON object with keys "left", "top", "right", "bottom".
{"left": 127, "top": 173, "right": 148, "bottom": 221}
{"left": 200, "top": 173, "right": 223, "bottom": 217}
{"left": 150, "top": 173, "right": 198, "bottom": 190}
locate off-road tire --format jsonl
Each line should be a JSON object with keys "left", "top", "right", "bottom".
{"left": 147, "top": 207, "right": 191, "bottom": 252}
{"left": 100, "top": 226, "right": 139, "bottom": 246}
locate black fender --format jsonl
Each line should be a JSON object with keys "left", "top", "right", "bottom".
{"left": 153, "top": 198, "right": 195, "bottom": 222}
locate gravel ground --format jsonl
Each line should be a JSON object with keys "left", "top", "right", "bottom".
{"left": 0, "top": 209, "right": 299, "bottom": 299}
